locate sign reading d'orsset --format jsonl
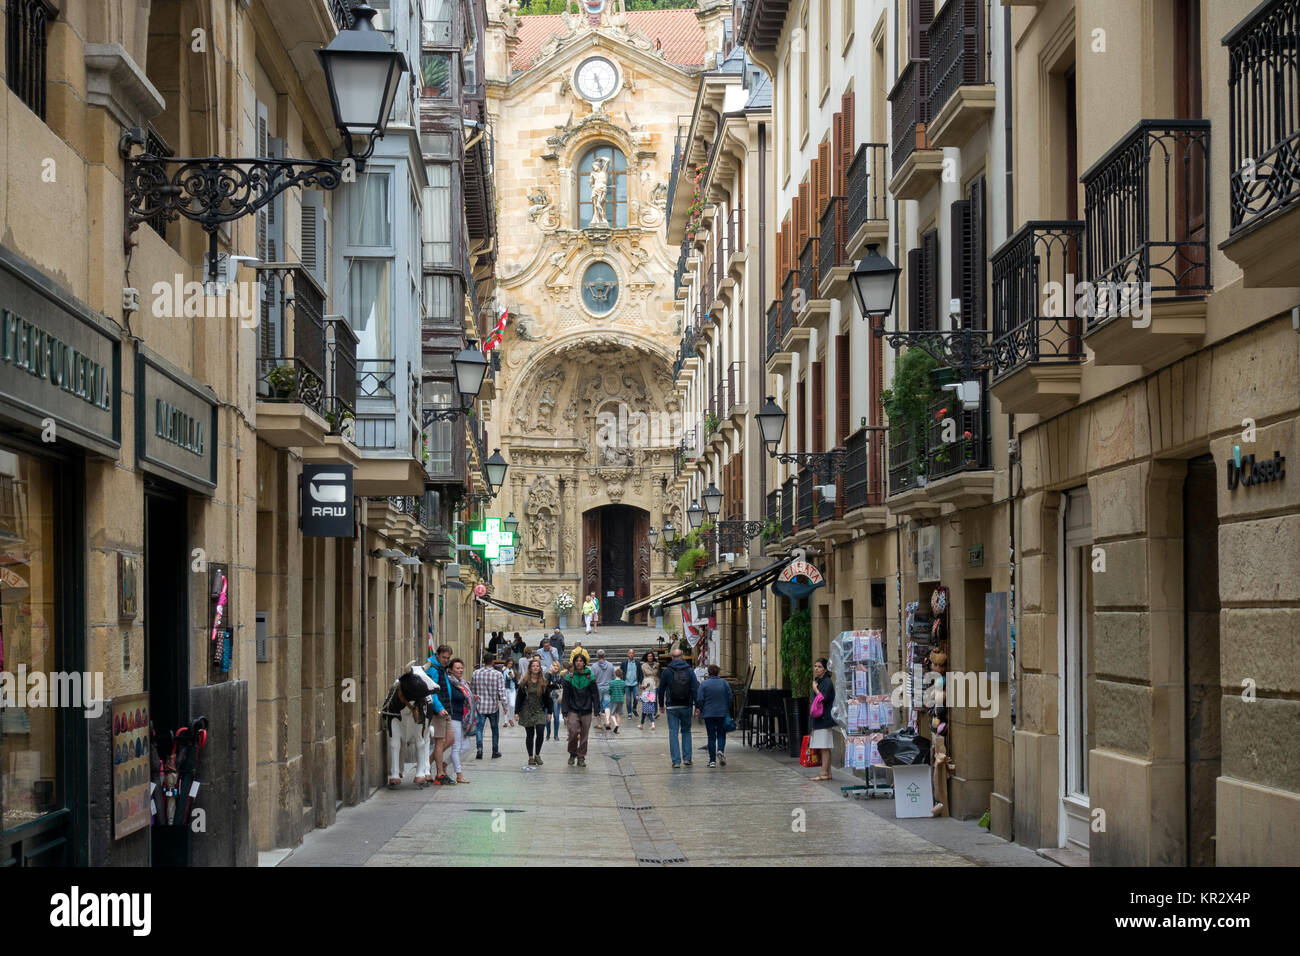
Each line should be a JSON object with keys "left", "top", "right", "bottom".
{"left": 1226, "top": 451, "right": 1285, "bottom": 491}
{"left": 136, "top": 347, "right": 218, "bottom": 495}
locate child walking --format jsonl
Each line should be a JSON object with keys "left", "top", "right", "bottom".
{"left": 608, "top": 667, "right": 626, "bottom": 734}
{"left": 639, "top": 673, "right": 657, "bottom": 730}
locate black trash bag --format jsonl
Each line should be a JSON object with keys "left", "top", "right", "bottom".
{"left": 877, "top": 727, "right": 931, "bottom": 766}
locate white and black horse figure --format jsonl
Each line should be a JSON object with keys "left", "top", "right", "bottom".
{"left": 381, "top": 662, "right": 438, "bottom": 788}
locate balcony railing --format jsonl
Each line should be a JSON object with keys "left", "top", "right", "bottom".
{"left": 719, "top": 361, "right": 743, "bottom": 417}
{"left": 766, "top": 300, "right": 781, "bottom": 361}
{"left": 766, "top": 488, "right": 781, "bottom": 527}
{"left": 728, "top": 207, "right": 744, "bottom": 262}
{"left": 889, "top": 59, "right": 932, "bottom": 173}
{"left": 990, "top": 221, "right": 1086, "bottom": 381}
{"left": 797, "top": 466, "right": 816, "bottom": 528}
{"left": 925, "top": 378, "right": 990, "bottom": 480}
{"left": 928, "top": 0, "right": 986, "bottom": 119}
{"left": 843, "top": 426, "right": 887, "bottom": 511}
{"left": 357, "top": 359, "right": 397, "bottom": 399}
{"left": 847, "top": 143, "right": 890, "bottom": 234}
{"left": 819, "top": 197, "right": 847, "bottom": 289}
{"left": 781, "top": 475, "right": 796, "bottom": 536}
{"left": 1081, "top": 119, "right": 1212, "bottom": 324}
{"left": 1226, "top": 0, "right": 1300, "bottom": 233}
{"left": 256, "top": 266, "right": 327, "bottom": 417}
{"left": 799, "top": 236, "right": 819, "bottom": 307}
{"left": 887, "top": 425, "right": 923, "bottom": 497}
{"left": 780, "top": 270, "right": 798, "bottom": 339}
{"left": 324, "top": 317, "right": 358, "bottom": 434}
{"left": 674, "top": 240, "right": 689, "bottom": 296}
{"left": 328, "top": 0, "right": 354, "bottom": 31}
{"left": 355, "top": 414, "right": 397, "bottom": 450}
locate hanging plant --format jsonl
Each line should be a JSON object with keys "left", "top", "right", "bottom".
{"left": 675, "top": 546, "right": 707, "bottom": 579}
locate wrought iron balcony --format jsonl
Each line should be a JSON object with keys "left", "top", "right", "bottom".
{"left": 324, "top": 317, "right": 357, "bottom": 436}
{"left": 799, "top": 236, "right": 820, "bottom": 308}
{"left": 1081, "top": 119, "right": 1212, "bottom": 321}
{"left": 719, "top": 360, "right": 744, "bottom": 417}
{"left": 766, "top": 488, "right": 781, "bottom": 527}
{"left": 887, "top": 424, "right": 925, "bottom": 497}
{"left": 780, "top": 269, "right": 799, "bottom": 340}
{"left": 846, "top": 144, "right": 890, "bottom": 239}
{"left": 889, "top": 59, "right": 932, "bottom": 173}
{"left": 766, "top": 300, "right": 782, "bottom": 361}
{"left": 781, "top": 475, "right": 796, "bottom": 536}
{"left": 255, "top": 265, "right": 327, "bottom": 418}
{"left": 797, "top": 466, "right": 816, "bottom": 528}
{"left": 357, "top": 358, "right": 397, "bottom": 399}
{"left": 990, "top": 221, "right": 1086, "bottom": 381}
{"left": 328, "top": 0, "right": 355, "bottom": 32}
{"left": 843, "top": 426, "right": 887, "bottom": 512}
{"left": 925, "top": 379, "right": 990, "bottom": 481}
{"left": 927, "top": 0, "right": 986, "bottom": 121}
{"left": 819, "top": 197, "right": 847, "bottom": 293}
{"left": 1226, "top": 0, "right": 1300, "bottom": 234}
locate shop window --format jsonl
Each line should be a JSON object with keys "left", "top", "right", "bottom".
{"left": 0, "top": 449, "right": 60, "bottom": 834}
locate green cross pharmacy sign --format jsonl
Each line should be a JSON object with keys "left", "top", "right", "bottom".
{"left": 470, "top": 517, "right": 515, "bottom": 560}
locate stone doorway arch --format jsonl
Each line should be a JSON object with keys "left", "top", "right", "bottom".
{"left": 582, "top": 503, "right": 650, "bottom": 623}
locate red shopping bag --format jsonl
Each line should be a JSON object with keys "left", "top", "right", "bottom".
{"left": 799, "top": 735, "right": 821, "bottom": 767}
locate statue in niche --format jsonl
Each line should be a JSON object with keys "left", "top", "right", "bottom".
{"left": 533, "top": 379, "right": 560, "bottom": 432}
{"left": 531, "top": 518, "right": 550, "bottom": 551}
{"left": 588, "top": 157, "right": 611, "bottom": 228}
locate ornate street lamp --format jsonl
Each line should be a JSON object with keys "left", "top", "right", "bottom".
{"left": 756, "top": 396, "right": 787, "bottom": 455}
{"left": 702, "top": 482, "right": 723, "bottom": 518}
{"left": 850, "top": 244, "right": 902, "bottom": 331}
{"left": 647, "top": 526, "right": 658, "bottom": 541}
{"left": 662, "top": 521, "right": 677, "bottom": 544}
{"left": 484, "top": 449, "right": 508, "bottom": 496}
{"left": 686, "top": 501, "right": 705, "bottom": 530}
{"left": 424, "top": 343, "right": 490, "bottom": 425}
{"left": 503, "top": 513, "right": 519, "bottom": 536}
{"left": 122, "top": 4, "right": 408, "bottom": 281}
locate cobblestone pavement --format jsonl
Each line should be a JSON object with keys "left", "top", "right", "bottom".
{"left": 277, "top": 717, "right": 1056, "bottom": 867}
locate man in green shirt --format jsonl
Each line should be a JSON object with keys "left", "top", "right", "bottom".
{"left": 607, "top": 668, "right": 626, "bottom": 734}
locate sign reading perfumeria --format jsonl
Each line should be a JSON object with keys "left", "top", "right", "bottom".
{"left": 136, "top": 347, "right": 218, "bottom": 494}
{"left": 0, "top": 245, "right": 120, "bottom": 456}
{"left": 302, "top": 463, "right": 354, "bottom": 537}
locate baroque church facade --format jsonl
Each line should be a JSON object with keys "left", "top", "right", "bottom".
{"left": 482, "top": 0, "right": 729, "bottom": 627}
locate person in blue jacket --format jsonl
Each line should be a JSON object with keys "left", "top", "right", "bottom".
{"left": 424, "top": 645, "right": 455, "bottom": 785}
{"left": 657, "top": 647, "right": 700, "bottom": 768}
{"left": 695, "top": 664, "right": 734, "bottom": 768}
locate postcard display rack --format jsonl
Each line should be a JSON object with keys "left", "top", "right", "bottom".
{"left": 831, "top": 629, "right": 894, "bottom": 798}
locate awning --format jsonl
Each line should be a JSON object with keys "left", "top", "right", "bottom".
{"left": 689, "top": 556, "right": 794, "bottom": 605}
{"left": 654, "top": 569, "right": 748, "bottom": 610}
{"left": 475, "top": 595, "right": 545, "bottom": 622}
{"left": 621, "top": 580, "right": 696, "bottom": 620}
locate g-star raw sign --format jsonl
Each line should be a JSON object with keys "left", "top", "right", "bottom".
{"left": 1226, "top": 451, "right": 1285, "bottom": 491}
{"left": 302, "top": 464, "right": 354, "bottom": 537}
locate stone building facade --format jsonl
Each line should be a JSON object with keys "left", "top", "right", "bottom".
{"left": 482, "top": 0, "right": 729, "bottom": 631}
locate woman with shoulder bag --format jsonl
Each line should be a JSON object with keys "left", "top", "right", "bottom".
{"left": 516, "top": 656, "right": 552, "bottom": 766}
{"left": 808, "top": 657, "right": 836, "bottom": 781}
{"left": 443, "top": 658, "right": 473, "bottom": 785}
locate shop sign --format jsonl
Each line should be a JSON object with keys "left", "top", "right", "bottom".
{"left": 969, "top": 545, "right": 984, "bottom": 568}
{"left": 470, "top": 517, "right": 514, "bottom": 559}
{"left": 301, "top": 463, "right": 354, "bottom": 536}
{"left": 1226, "top": 450, "right": 1285, "bottom": 491}
{"left": 773, "top": 558, "right": 825, "bottom": 599}
{"left": 0, "top": 245, "right": 120, "bottom": 456}
{"left": 136, "top": 347, "right": 218, "bottom": 494}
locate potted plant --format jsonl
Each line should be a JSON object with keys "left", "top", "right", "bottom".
{"left": 553, "top": 591, "right": 575, "bottom": 629}
{"left": 780, "top": 608, "right": 813, "bottom": 758}
{"left": 674, "top": 546, "right": 707, "bottom": 579}
{"left": 267, "top": 365, "right": 298, "bottom": 398}
{"left": 703, "top": 411, "right": 720, "bottom": 437}
{"left": 760, "top": 518, "right": 782, "bottom": 545}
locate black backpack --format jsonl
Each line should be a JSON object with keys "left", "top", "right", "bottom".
{"left": 669, "top": 666, "right": 693, "bottom": 706}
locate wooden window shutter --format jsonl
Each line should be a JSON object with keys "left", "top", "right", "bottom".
{"left": 817, "top": 139, "right": 832, "bottom": 214}
{"left": 836, "top": 335, "right": 851, "bottom": 444}
{"left": 841, "top": 90, "right": 855, "bottom": 145}
{"left": 970, "top": 175, "right": 987, "bottom": 329}
{"left": 798, "top": 181, "right": 810, "bottom": 248}
{"left": 908, "top": 0, "right": 935, "bottom": 60}
{"left": 832, "top": 111, "right": 846, "bottom": 195}
{"left": 796, "top": 376, "right": 805, "bottom": 452}
{"left": 869, "top": 329, "right": 884, "bottom": 426}
{"left": 921, "top": 228, "right": 940, "bottom": 330}
{"left": 777, "top": 221, "right": 787, "bottom": 279}
{"left": 812, "top": 361, "right": 825, "bottom": 453}
{"left": 907, "top": 247, "right": 922, "bottom": 331}
{"left": 950, "top": 198, "right": 974, "bottom": 329}
{"left": 733, "top": 448, "right": 743, "bottom": 517}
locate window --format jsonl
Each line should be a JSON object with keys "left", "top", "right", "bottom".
{"left": 422, "top": 165, "right": 452, "bottom": 264}
{"left": 820, "top": 0, "right": 830, "bottom": 102}
{"left": 782, "top": 50, "right": 791, "bottom": 181}
{"left": 421, "top": 0, "right": 453, "bottom": 44}
{"left": 348, "top": 259, "right": 393, "bottom": 359}
{"left": 801, "top": 9, "right": 811, "bottom": 141}
{"left": 423, "top": 273, "right": 455, "bottom": 324}
{"left": 464, "top": 33, "right": 478, "bottom": 93}
{"left": 842, "top": 0, "right": 855, "bottom": 53}
{"left": 0, "top": 448, "right": 60, "bottom": 834}
{"left": 5, "top": 0, "right": 55, "bottom": 120}
{"left": 344, "top": 171, "right": 392, "bottom": 247}
{"left": 420, "top": 52, "right": 453, "bottom": 99}
{"left": 577, "top": 144, "right": 628, "bottom": 228}
{"left": 420, "top": 130, "right": 453, "bottom": 157}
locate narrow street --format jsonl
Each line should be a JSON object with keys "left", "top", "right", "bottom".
{"left": 273, "top": 717, "right": 1053, "bottom": 867}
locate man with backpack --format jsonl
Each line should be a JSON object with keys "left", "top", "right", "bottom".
{"left": 658, "top": 647, "right": 700, "bottom": 768}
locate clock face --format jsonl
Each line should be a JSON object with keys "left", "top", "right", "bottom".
{"left": 575, "top": 57, "right": 619, "bottom": 102}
